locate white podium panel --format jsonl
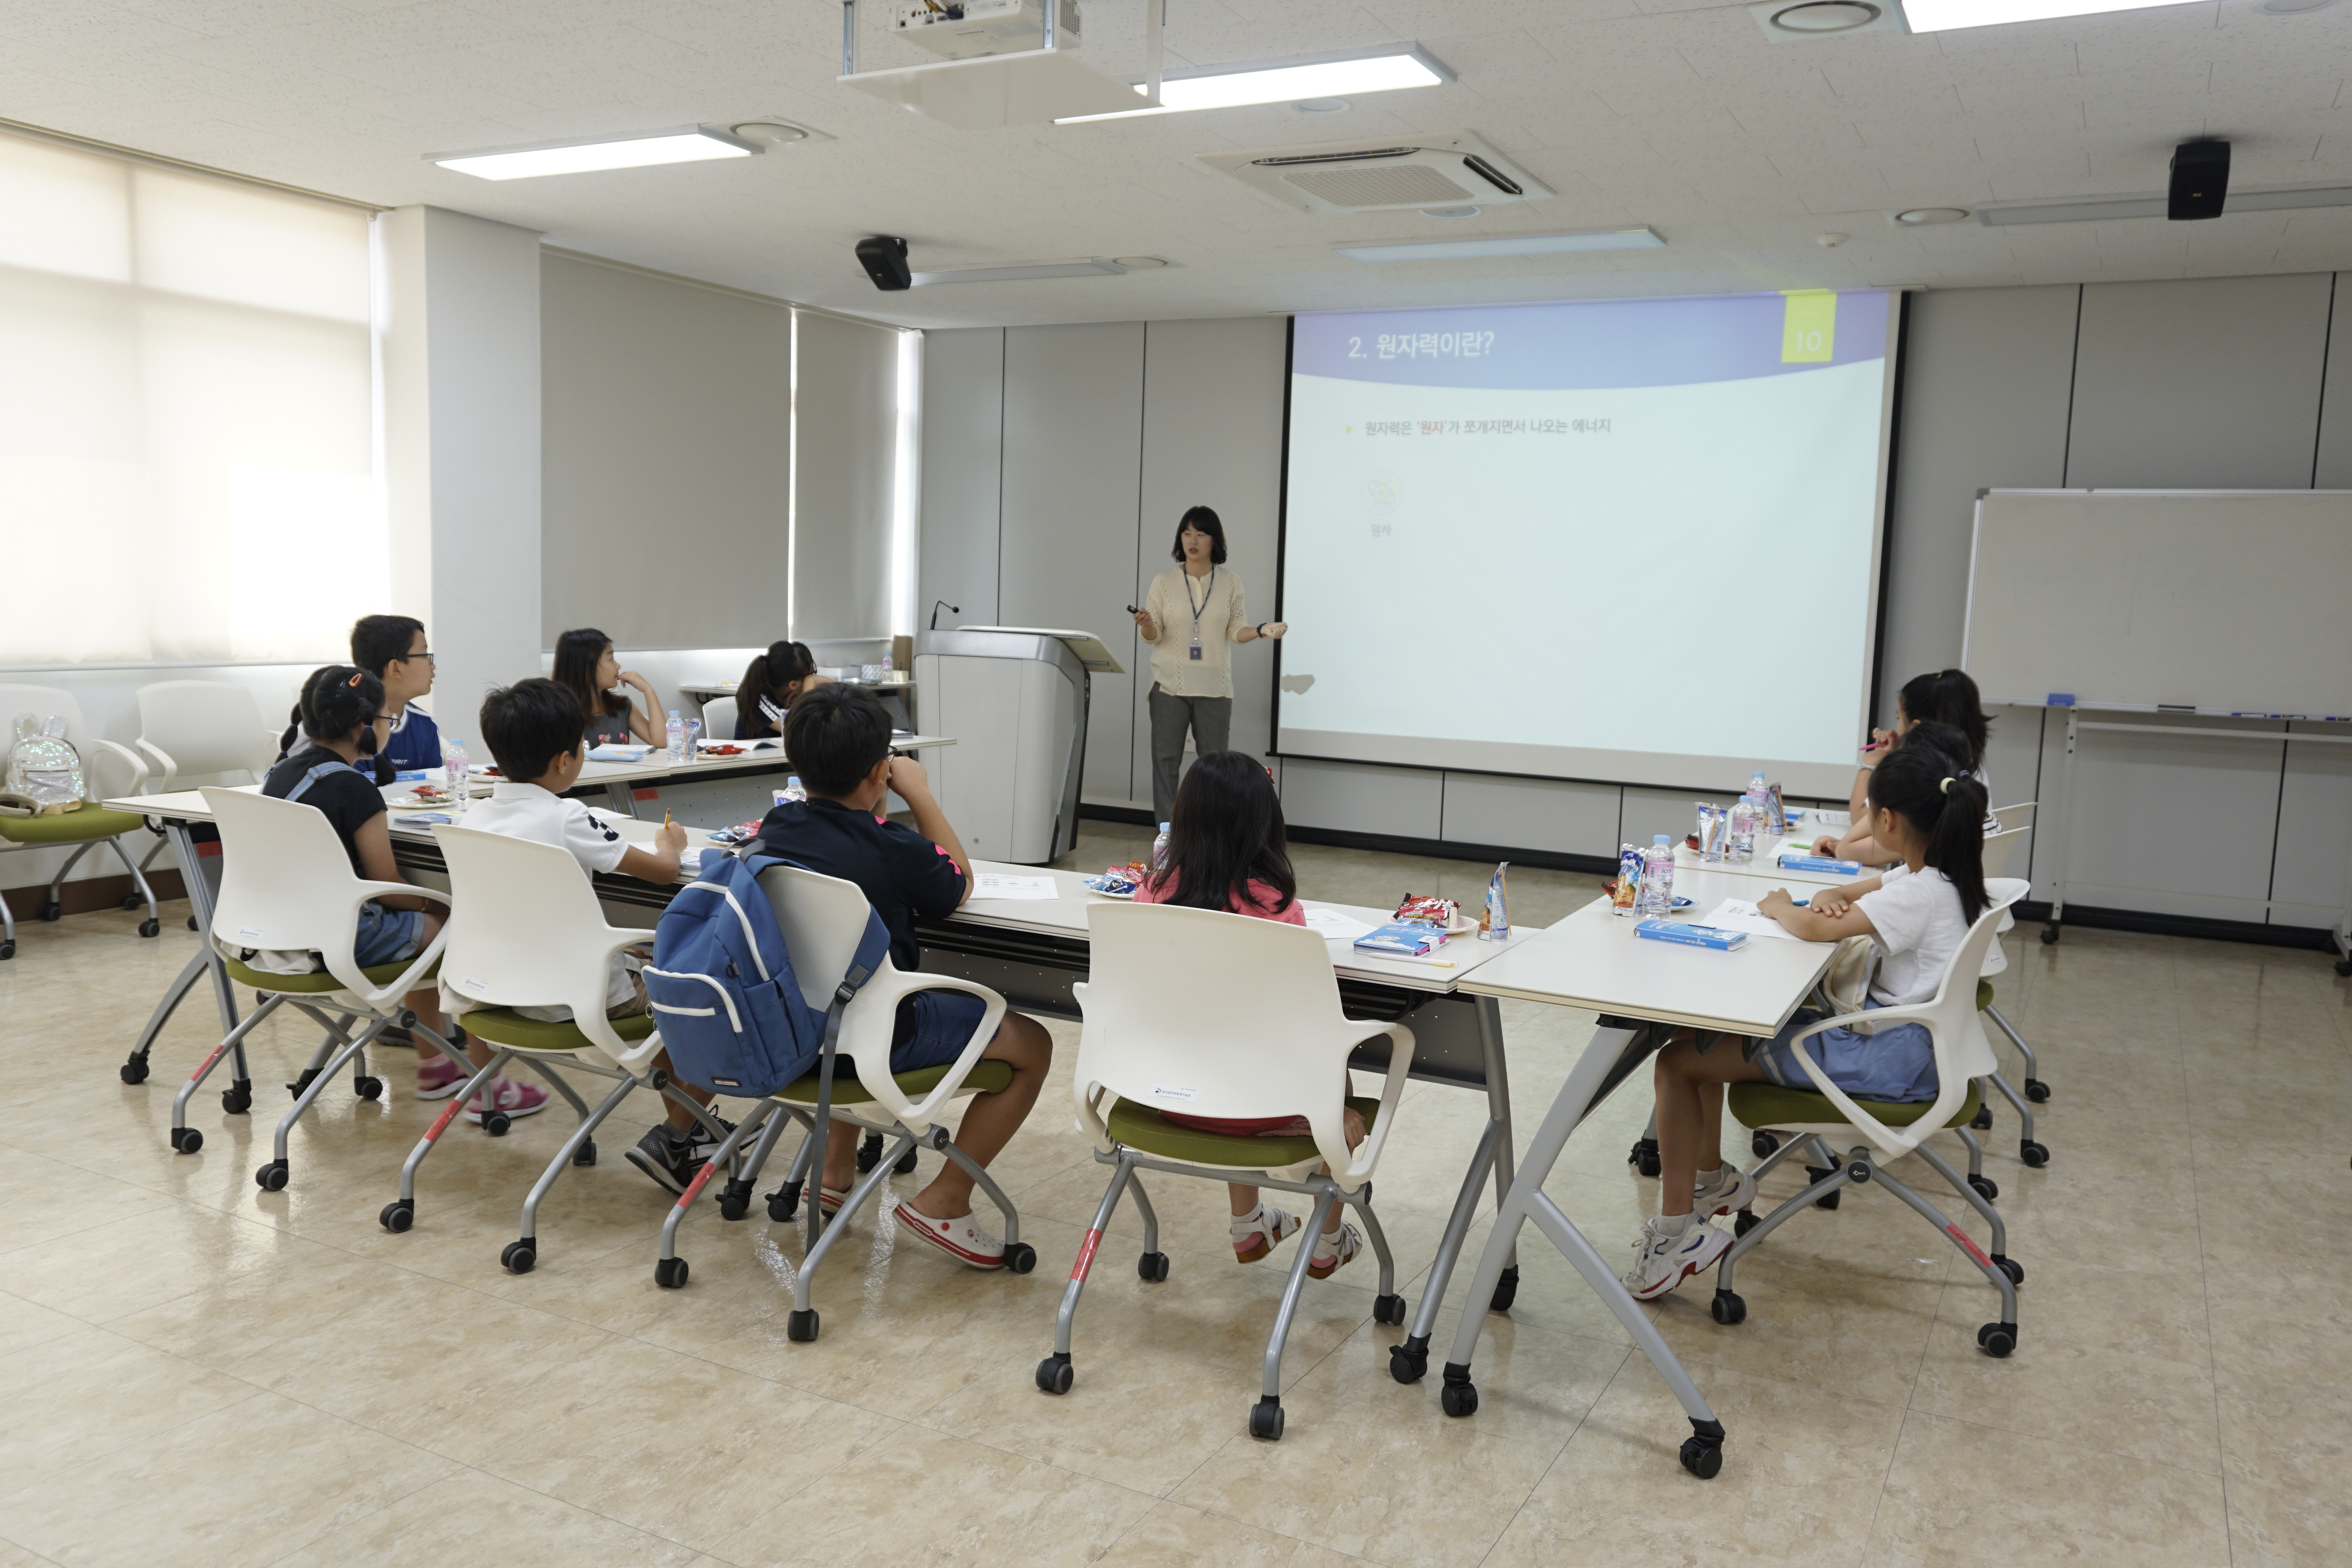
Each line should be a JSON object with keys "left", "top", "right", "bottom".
{"left": 917, "top": 628, "right": 1117, "bottom": 864}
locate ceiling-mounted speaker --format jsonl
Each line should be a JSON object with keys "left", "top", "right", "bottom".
{"left": 2169, "top": 140, "right": 2230, "bottom": 220}
{"left": 856, "top": 235, "right": 913, "bottom": 290}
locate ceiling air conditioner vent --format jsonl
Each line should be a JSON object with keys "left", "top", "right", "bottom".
{"left": 1198, "top": 131, "right": 1552, "bottom": 214}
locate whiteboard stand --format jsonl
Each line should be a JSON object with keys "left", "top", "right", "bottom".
{"left": 2040, "top": 706, "right": 2352, "bottom": 975}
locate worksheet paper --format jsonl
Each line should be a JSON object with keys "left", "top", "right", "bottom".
{"left": 1302, "top": 906, "right": 1376, "bottom": 944}
{"left": 973, "top": 874, "right": 1059, "bottom": 901}
{"left": 1701, "top": 899, "right": 1811, "bottom": 942}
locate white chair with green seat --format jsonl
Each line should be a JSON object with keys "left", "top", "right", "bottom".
{"left": 1966, "top": 809, "right": 2052, "bottom": 1172}
{"left": 189, "top": 787, "right": 454, "bottom": 1187}
{"left": 1038, "top": 900, "right": 1417, "bottom": 1442}
{"left": 377, "top": 825, "right": 687, "bottom": 1268}
{"left": 1712, "top": 880, "right": 2028, "bottom": 1358}
{"left": 650, "top": 862, "right": 1033, "bottom": 1339}
{"left": 0, "top": 685, "right": 162, "bottom": 958}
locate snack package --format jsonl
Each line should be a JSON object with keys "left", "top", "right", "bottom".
{"left": 1764, "top": 783, "right": 1788, "bottom": 835}
{"left": 1477, "top": 861, "right": 1511, "bottom": 942}
{"left": 1612, "top": 846, "right": 1641, "bottom": 916}
{"left": 1700, "top": 806, "right": 1729, "bottom": 863}
{"left": 1395, "top": 894, "right": 1459, "bottom": 928}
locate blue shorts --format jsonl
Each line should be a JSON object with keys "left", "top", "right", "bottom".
{"left": 1754, "top": 998, "right": 1938, "bottom": 1103}
{"left": 352, "top": 901, "right": 426, "bottom": 968}
{"left": 889, "top": 989, "right": 992, "bottom": 1074}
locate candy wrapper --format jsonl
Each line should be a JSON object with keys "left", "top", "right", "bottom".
{"left": 1394, "top": 895, "right": 1458, "bottom": 928}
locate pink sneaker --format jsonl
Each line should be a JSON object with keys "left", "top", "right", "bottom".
{"left": 463, "top": 1076, "right": 550, "bottom": 1124}
{"left": 415, "top": 1059, "right": 468, "bottom": 1101}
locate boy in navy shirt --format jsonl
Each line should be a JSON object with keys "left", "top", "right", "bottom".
{"left": 753, "top": 684, "right": 1053, "bottom": 1269}
{"left": 351, "top": 614, "right": 442, "bottom": 780}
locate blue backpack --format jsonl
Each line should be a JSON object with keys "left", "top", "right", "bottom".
{"left": 642, "top": 850, "right": 891, "bottom": 1097}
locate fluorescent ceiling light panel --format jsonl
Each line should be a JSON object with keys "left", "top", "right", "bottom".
{"left": 911, "top": 259, "right": 1128, "bottom": 284}
{"left": 1335, "top": 228, "right": 1664, "bottom": 263}
{"left": 1057, "top": 49, "right": 1448, "bottom": 123}
{"left": 432, "top": 128, "right": 753, "bottom": 180}
{"left": 1900, "top": 0, "right": 2206, "bottom": 31}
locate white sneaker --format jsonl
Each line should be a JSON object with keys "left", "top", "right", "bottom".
{"left": 892, "top": 1200, "right": 1005, "bottom": 1269}
{"left": 1693, "top": 1165, "right": 1757, "bottom": 1218}
{"left": 1621, "top": 1215, "right": 1731, "bottom": 1301}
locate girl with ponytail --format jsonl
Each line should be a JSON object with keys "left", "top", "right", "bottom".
{"left": 1619, "top": 734, "right": 1996, "bottom": 1302}
{"left": 732, "top": 640, "right": 825, "bottom": 740}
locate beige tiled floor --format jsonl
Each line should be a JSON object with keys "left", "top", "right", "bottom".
{"left": 2, "top": 825, "right": 2348, "bottom": 1566}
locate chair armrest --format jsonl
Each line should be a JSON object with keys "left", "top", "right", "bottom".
{"left": 1780, "top": 1007, "right": 1971, "bottom": 1159}
{"left": 1327, "top": 1020, "right": 1415, "bottom": 1191}
{"left": 837, "top": 966, "right": 1007, "bottom": 1128}
{"left": 572, "top": 930, "right": 666, "bottom": 1070}
{"left": 136, "top": 739, "right": 178, "bottom": 794}
{"left": 1068, "top": 981, "right": 1117, "bottom": 1153}
{"left": 330, "top": 882, "right": 452, "bottom": 1009}
{"left": 83, "top": 739, "right": 151, "bottom": 799}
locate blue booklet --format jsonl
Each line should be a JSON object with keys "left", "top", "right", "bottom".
{"left": 1635, "top": 920, "right": 1747, "bottom": 951}
{"left": 1354, "top": 922, "right": 1443, "bottom": 957}
{"left": 1777, "top": 853, "right": 1862, "bottom": 875}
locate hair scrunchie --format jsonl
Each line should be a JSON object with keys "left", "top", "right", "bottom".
{"left": 1939, "top": 776, "right": 1955, "bottom": 795}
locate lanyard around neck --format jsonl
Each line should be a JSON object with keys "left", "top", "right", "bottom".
{"left": 1183, "top": 566, "right": 1216, "bottom": 633}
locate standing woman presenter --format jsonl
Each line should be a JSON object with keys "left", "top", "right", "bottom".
{"left": 1133, "top": 506, "right": 1287, "bottom": 822}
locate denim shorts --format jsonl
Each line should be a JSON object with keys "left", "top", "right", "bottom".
{"left": 352, "top": 900, "right": 426, "bottom": 968}
{"left": 889, "top": 989, "right": 992, "bottom": 1074}
{"left": 1753, "top": 998, "right": 1939, "bottom": 1103}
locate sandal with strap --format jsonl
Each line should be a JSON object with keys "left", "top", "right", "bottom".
{"left": 1307, "top": 1221, "right": 1363, "bottom": 1280}
{"left": 1230, "top": 1204, "right": 1301, "bottom": 1264}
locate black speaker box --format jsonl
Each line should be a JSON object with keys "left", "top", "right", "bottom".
{"left": 856, "top": 235, "right": 912, "bottom": 290}
{"left": 2169, "top": 140, "right": 2229, "bottom": 221}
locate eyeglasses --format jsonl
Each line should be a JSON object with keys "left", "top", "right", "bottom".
{"left": 397, "top": 650, "right": 435, "bottom": 664}
{"left": 365, "top": 713, "right": 393, "bottom": 727}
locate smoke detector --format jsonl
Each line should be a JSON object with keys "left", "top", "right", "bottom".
{"left": 1748, "top": 0, "right": 1908, "bottom": 39}
{"left": 1196, "top": 130, "right": 1552, "bottom": 214}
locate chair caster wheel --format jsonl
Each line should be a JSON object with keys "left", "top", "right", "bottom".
{"left": 893, "top": 1145, "right": 918, "bottom": 1174}
{"left": 1978, "top": 1321, "right": 2016, "bottom": 1357}
{"left": 786, "top": 1308, "right": 818, "bottom": 1342}
{"left": 1036, "top": 1353, "right": 1073, "bottom": 1394}
{"left": 2040, "top": 925, "right": 2059, "bottom": 945}
{"left": 120, "top": 1058, "right": 149, "bottom": 1084}
{"left": 1710, "top": 1289, "right": 1747, "bottom": 1325}
{"left": 1969, "top": 1106, "right": 1994, "bottom": 1131}
{"left": 1630, "top": 1136, "right": 1660, "bottom": 1178}
{"left": 1489, "top": 1266, "right": 1520, "bottom": 1313}
{"left": 718, "top": 1180, "right": 753, "bottom": 1222}
{"left": 573, "top": 1139, "right": 597, "bottom": 1167}
{"left": 254, "top": 1160, "right": 289, "bottom": 1192}
{"left": 2019, "top": 1141, "right": 2048, "bottom": 1168}
{"left": 1750, "top": 1130, "right": 1779, "bottom": 1158}
{"left": 379, "top": 1200, "right": 413, "bottom": 1233}
{"left": 501, "top": 1240, "right": 536, "bottom": 1274}
{"left": 1969, "top": 1174, "right": 1998, "bottom": 1202}
{"left": 1137, "top": 1250, "right": 1169, "bottom": 1283}
{"left": 122, "top": 893, "right": 143, "bottom": 911}
{"left": 482, "top": 1111, "right": 511, "bottom": 1137}
{"left": 2336, "top": 957, "right": 2352, "bottom": 977}
{"left": 221, "top": 1089, "right": 250, "bottom": 1115}
{"left": 1732, "top": 1209, "right": 1759, "bottom": 1237}
{"left": 654, "top": 1256, "right": 688, "bottom": 1290}
{"left": 38, "top": 901, "right": 62, "bottom": 922}
{"left": 2024, "top": 1078, "right": 2050, "bottom": 1102}
{"left": 1389, "top": 1337, "right": 1429, "bottom": 1384}
{"left": 1373, "top": 1292, "right": 1408, "bottom": 1326}
{"left": 1439, "top": 1381, "right": 1478, "bottom": 1419}
{"left": 354, "top": 1076, "right": 383, "bottom": 1102}
{"left": 1003, "top": 1242, "right": 1037, "bottom": 1274}
{"left": 1248, "top": 1397, "right": 1285, "bottom": 1441}
{"left": 1805, "top": 1167, "right": 1842, "bottom": 1208}
{"left": 767, "top": 1183, "right": 800, "bottom": 1223}
{"left": 138, "top": 918, "right": 160, "bottom": 938}
{"left": 186, "top": 915, "right": 199, "bottom": 931}
{"left": 0, "top": 940, "right": 12, "bottom": 960}
{"left": 1993, "top": 1253, "right": 2024, "bottom": 1285}
{"left": 170, "top": 1126, "right": 202, "bottom": 1154}
{"left": 287, "top": 1067, "right": 318, "bottom": 1099}
{"left": 855, "top": 1132, "right": 884, "bottom": 1173}
{"left": 1679, "top": 1434, "right": 1724, "bottom": 1479}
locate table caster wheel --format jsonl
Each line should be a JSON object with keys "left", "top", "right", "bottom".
{"left": 1978, "top": 1321, "right": 2016, "bottom": 1357}
{"left": 2336, "top": 957, "right": 2352, "bottom": 977}
{"left": 120, "top": 1058, "right": 149, "bottom": 1084}
{"left": 221, "top": 1087, "right": 251, "bottom": 1115}
{"left": 482, "top": 1111, "right": 511, "bottom": 1137}
{"left": 1679, "top": 1430, "right": 1725, "bottom": 1479}
{"left": 1750, "top": 1130, "right": 1779, "bottom": 1158}
{"left": 138, "top": 919, "right": 161, "bottom": 938}
{"left": 1373, "top": 1292, "right": 1407, "bottom": 1325}
{"left": 719, "top": 1180, "right": 752, "bottom": 1222}
{"left": 767, "top": 1182, "right": 800, "bottom": 1223}
{"left": 38, "top": 901, "right": 62, "bottom": 922}
{"left": 1137, "top": 1250, "right": 1169, "bottom": 1282}
{"left": 1969, "top": 1174, "right": 1998, "bottom": 1202}
{"left": 1733, "top": 1209, "right": 1760, "bottom": 1238}
{"left": 2040, "top": 924, "right": 2059, "bottom": 945}
{"left": 573, "top": 1139, "right": 597, "bottom": 1167}
{"left": 2019, "top": 1140, "right": 2049, "bottom": 1168}
{"left": 1489, "top": 1266, "right": 1519, "bottom": 1313}
{"left": 856, "top": 1132, "right": 884, "bottom": 1173}
{"left": 1248, "top": 1397, "right": 1285, "bottom": 1441}
{"left": 1036, "top": 1353, "right": 1074, "bottom": 1394}
{"left": 170, "top": 1126, "right": 202, "bottom": 1154}
{"left": 1003, "top": 1242, "right": 1037, "bottom": 1274}
{"left": 501, "top": 1240, "right": 536, "bottom": 1274}
{"left": 786, "top": 1308, "right": 818, "bottom": 1342}
{"left": 186, "top": 915, "right": 199, "bottom": 931}
{"left": 2025, "top": 1078, "right": 2051, "bottom": 1103}
{"left": 1389, "top": 1337, "right": 1429, "bottom": 1384}
{"left": 255, "top": 1160, "right": 289, "bottom": 1192}
{"left": 1439, "top": 1380, "right": 1478, "bottom": 1418}
{"left": 1993, "top": 1253, "right": 2024, "bottom": 1285}
{"left": 654, "top": 1256, "right": 688, "bottom": 1289}
{"left": 379, "top": 1200, "right": 413, "bottom": 1233}
{"left": 354, "top": 1076, "right": 383, "bottom": 1101}
{"left": 1710, "top": 1289, "right": 1747, "bottom": 1325}
{"left": 1630, "top": 1136, "right": 1660, "bottom": 1178}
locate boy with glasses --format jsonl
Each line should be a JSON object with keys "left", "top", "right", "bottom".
{"left": 350, "top": 614, "right": 441, "bottom": 781}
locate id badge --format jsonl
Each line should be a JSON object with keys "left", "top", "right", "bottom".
{"left": 1188, "top": 637, "right": 1203, "bottom": 661}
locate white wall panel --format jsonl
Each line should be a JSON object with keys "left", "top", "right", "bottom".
{"left": 1441, "top": 773, "right": 1619, "bottom": 857}
{"left": 2270, "top": 724, "right": 2352, "bottom": 930}
{"left": 2314, "top": 274, "right": 2352, "bottom": 490}
{"left": 793, "top": 310, "right": 900, "bottom": 643}
{"left": 917, "top": 327, "right": 1004, "bottom": 633}
{"left": 1280, "top": 757, "right": 1442, "bottom": 839}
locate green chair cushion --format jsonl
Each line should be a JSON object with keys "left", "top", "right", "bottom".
{"left": 775, "top": 1057, "right": 1016, "bottom": 1105}
{"left": 1975, "top": 978, "right": 1995, "bottom": 1011}
{"left": 224, "top": 955, "right": 439, "bottom": 995}
{"left": 1730, "top": 1077, "right": 1984, "bottom": 1134}
{"left": 462, "top": 1008, "right": 657, "bottom": 1053}
{"left": 1106, "top": 1094, "right": 1384, "bottom": 1169}
{"left": 0, "top": 807, "right": 145, "bottom": 845}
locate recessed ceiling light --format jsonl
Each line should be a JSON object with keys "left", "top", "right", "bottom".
{"left": 1771, "top": 2, "right": 1882, "bottom": 31}
{"left": 1893, "top": 207, "right": 1972, "bottom": 225}
{"left": 1423, "top": 206, "right": 1481, "bottom": 219}
{"left": 1057, "top": 48, "right": 1451, "bottom": 123}
{"left": 1335, "top": 228, "right": 1664, "bottom": 263}
{"left": 730, "top": 120, "right": 809, "bottom": 147}
{"left": 430, "top": 127, "right": 756, "bottom": 180}
{"left": 1901, "top": 0, "right": 2205, "bottom": 31}
{"left": 1111, "top": 256, "right": 1172, "bottom": 269}
{"left": 1294, "top": 98, "right": 1352, "bottom": 114}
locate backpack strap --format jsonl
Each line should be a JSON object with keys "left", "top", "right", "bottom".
{"left": 283, "top": 757, "right": 362, "bottom": 804}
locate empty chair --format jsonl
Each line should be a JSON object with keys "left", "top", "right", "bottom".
{"left": 135, "top": 681, "right": 279, "bottom": 792}
{"left": 0, "top": 684, "right": 161, "bottom": 958}
{"left": 1040, "top": 900, "right": 1416, "bottom": 1441}
{"left": 697, "top": 695, "right": 740, "bottom": 743}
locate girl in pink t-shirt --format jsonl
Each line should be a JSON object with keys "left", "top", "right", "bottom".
{"left": 1133, "top": 751, "right": 1365, "bottom": 1277}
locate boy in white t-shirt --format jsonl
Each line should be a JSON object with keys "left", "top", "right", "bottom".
{"left": 453, "top": 679, "right": 732, "bottom": 1196}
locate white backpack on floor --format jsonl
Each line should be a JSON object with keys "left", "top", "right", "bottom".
{"left": 0, "top": 713, "right": 86, "bottom": 816}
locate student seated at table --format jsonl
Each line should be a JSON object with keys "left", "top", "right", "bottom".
{"left": 350, "top": 614, "right": 441, "bottom": 780}
{"left": 263, "top": 666, "right": 548, "bottom": 1123}
{"left": 1134, "top": 750, "right": 1368, "bottom": 1276}
{"left": 441, "top": 679, "right": 741, "bottom": 1193}
{"left": 1815, "top": 668, "right": 1995, "bottom": 863}
{"left": 553, "top": 627, "right": 662, "bottom": 748}
{"left": 750, "top": 682, "right": 1053, "bottom": 1270}
{"left": 733, "top": 640, "right": 828, "bottom": 740}
{"left": 1624, "top": 735, "right": 1991, "bottom": 1301}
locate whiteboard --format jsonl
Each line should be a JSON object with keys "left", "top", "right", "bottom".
{"left": 1962, "top": 489, "right": 2352, "bottom": 715}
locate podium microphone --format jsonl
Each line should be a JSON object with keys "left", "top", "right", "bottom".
{"left": 929, "top": 599, "right": 961, "bottom": 632}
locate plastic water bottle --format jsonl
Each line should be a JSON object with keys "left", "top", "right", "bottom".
{"left": 1728, "top": 794, "right": 1760, "bottom": 865}
{"left": 1748, "top": 770, "right": 1774, "bottom": 835}
{"left": 783, "top": 775, "right": 808, "bottom": 804}
{"left": 685, "top": 716, "right": 702, "bottom": 757}
{"left": 1152, "top": 822, "right": 1172, "bottom": 873}
{"left": 1636, "top": 835, "right": 1675, "bottom": 918}
{"left": 441, "top": 737, "right": 469, "bottom": 818}
{"left": 665, "top": 709, "right": 686, "bottom": 762}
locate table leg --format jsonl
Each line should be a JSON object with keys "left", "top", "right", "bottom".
{"left": 1475, "top": 995, "right": 1520, "bottom": 1307}
{"left": 1437, "top": 1022, "right": 1727, "bottom": 1477}
{"left": 2044, "top": 707, "right": 2078, "bottom": 944}
{"left": 124, "top": 822, "right": 243, "bottom": 1089}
